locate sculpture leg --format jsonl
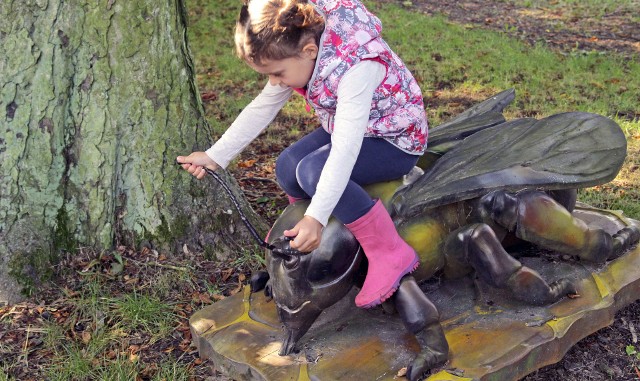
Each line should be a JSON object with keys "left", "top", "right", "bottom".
{"left": 277, "top": 305, "right": 323, "bottom": 355}
{"left": 446, "top": 223, "right": 576, "bottom": 305}
{"left": 478, "top": 190, "right": 636, "bottom": 263}
{"left": 394, "top": 276, "right": 448, "bottom": 381}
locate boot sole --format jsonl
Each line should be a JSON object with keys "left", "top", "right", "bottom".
{"left": 357, "top": 258, "right": 420, "bottom": 308}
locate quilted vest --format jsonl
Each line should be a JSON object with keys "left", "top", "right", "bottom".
{"left": 304, "top": 0, "right": 428, "bottom": 154}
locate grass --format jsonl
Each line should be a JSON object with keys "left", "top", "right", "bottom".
{"left": 1, "top": 1, "right": 638, "bottom": 380}
{"left": 0, "top": 247, "right": 226, "bottom": 380}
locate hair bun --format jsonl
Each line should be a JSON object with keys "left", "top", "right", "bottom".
{"left": 275, "top": 2, "right": 306, "bottom": 31}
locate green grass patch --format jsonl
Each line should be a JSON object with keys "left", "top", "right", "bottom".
{"left": 111, "top": 292, "right": 175, "bottom": 336}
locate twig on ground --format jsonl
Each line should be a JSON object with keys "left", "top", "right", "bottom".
{"left": 126, "top": 257, "right": 193, "bottom": 272}
{"left": 239, "top": 176, "right": 280, "bottom": 186}
{"left": 629, "top": 320, "right": 638, "bottom": 343}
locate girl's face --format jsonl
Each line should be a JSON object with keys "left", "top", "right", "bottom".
{"left": 249, "top": 43, "right": 318, "bottom": 89}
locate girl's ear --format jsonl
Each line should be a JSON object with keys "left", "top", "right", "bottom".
{"left": 301, "top": 42, "right": 319, "bottom": 59}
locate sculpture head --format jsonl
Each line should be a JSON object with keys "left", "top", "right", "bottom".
{"left": 266, "top": 201, "right": 362, "bottom": 354}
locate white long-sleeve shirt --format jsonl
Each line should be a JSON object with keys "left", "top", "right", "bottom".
{"left": 206, "top": 60, "right": 386, "bottom": 226}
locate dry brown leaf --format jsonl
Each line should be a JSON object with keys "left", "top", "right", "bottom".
{"left": 237, "top": 159, "right": 257, "bottom": 168}
{"left": 106, "top": 350, "right": 118, "bottom": 359}
{"left": 81, "top": 331, "right": 91, "bottom": 344}
{"left": 198, "top": 293, "right": 213, "bottom": 304}
{"left": 221, "top": 268, "right": 233, "bottom": 282}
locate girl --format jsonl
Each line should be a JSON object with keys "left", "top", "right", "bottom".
{"left": 177, "top": 0, "right": 429, "bottom": 308}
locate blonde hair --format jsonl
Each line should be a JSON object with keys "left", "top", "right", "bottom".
{"left": 235, "top": 0, "right": 325, "bottom": 65}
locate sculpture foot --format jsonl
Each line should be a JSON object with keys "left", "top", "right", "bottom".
{"left": 610, "top": 225, "right": 640, "bottom": 260}
{"left": 507, "top": 267, "right": 577, "bottom": 306}
{"left": 394, "top": 278, "right": 449, "bottom": 381}
{"left": 279, "top": 329, "right": 298, "bottom": 356}
{"left": 406, "top": 324, "right": 449, "bottom": 381}
{"left": 249, "top": 271, "right": 270, "bottom": 293}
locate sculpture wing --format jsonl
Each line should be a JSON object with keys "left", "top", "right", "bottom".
{"left": 425, "top": 89, "right": 516, "bottom": 155}
{"left": 392, "top": 112, "right": 627, "bottom": 219}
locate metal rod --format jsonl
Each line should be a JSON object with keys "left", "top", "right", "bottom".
{"left": 176, "top": 161, "right": 303, "bottom": 257}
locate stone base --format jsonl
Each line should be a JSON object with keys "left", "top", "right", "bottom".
{"left": 190, "top": 208, "right": 640, "bottom": 381}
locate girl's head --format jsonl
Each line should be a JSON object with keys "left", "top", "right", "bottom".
{"left": 236, "top": 0, "right": 325, "bottom": 87}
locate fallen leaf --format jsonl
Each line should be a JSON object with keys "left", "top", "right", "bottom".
{"left": 221, "top": 268, "right": 233, "bottom": 282}
{"left": 229, "top": 283, "right": 243, "bottom": 296}
{"left": 397, "top": 367, "right": 407, "bottom": 377}
{"left": 106, "top": 350, "right": 118, "bottom": 359}
{"left": 238, "top": 159, "right": 257, "bottom": 168}
{"left": 128, "top": 344, "right": 141, "bottom": 354}
{"left": 81, "top": 331, "right": 91, "bottom": 344}
{"left": 198, "top": 293, "right": 213, "bottom": 304}
{"left": 201, "top": 91, "right": 217, "bottom": 101}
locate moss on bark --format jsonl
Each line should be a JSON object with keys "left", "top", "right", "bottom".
{"left": 0, "top": 0, "right": 267, "bottom": 304}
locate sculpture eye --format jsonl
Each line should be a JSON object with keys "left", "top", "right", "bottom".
{"left": 283, "top": 255, "right": 300, "bottom": 270}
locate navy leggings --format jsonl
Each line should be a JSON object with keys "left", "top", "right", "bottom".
{"left": 275, "top": 128, "right": 419, "bottom": 224}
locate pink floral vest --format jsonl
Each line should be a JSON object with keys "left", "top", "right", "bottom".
{"left": 304, "top": 0, "right": 428, "bottom": 154}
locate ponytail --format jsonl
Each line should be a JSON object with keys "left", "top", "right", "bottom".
{"left": 235, "top": 0, "right": 324, "bottom": 64}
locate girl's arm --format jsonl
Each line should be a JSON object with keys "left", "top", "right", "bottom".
{"left": 177, "top": 81, "right": 292, "bottom": 178}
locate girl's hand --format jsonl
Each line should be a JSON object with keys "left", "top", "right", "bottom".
{"left": 284, "top": 215, "right": 323, "bottom": 253}
{"left": 176, "top": 152, "right": 220, "bottom": 180}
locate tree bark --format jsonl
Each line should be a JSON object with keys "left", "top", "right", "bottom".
{"left": 0, "top": 0, "right": 266, "bottom": 304}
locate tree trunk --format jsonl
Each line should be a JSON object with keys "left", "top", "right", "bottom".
{"left": 0, "top": 0, "right": 266, "bottom": 304}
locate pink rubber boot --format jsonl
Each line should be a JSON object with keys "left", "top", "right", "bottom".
{"left": 346, "top": 200, "right": 419, "bottom": 308}
{"left": 287, "top": 195, "right": 302, "bottom": 204}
